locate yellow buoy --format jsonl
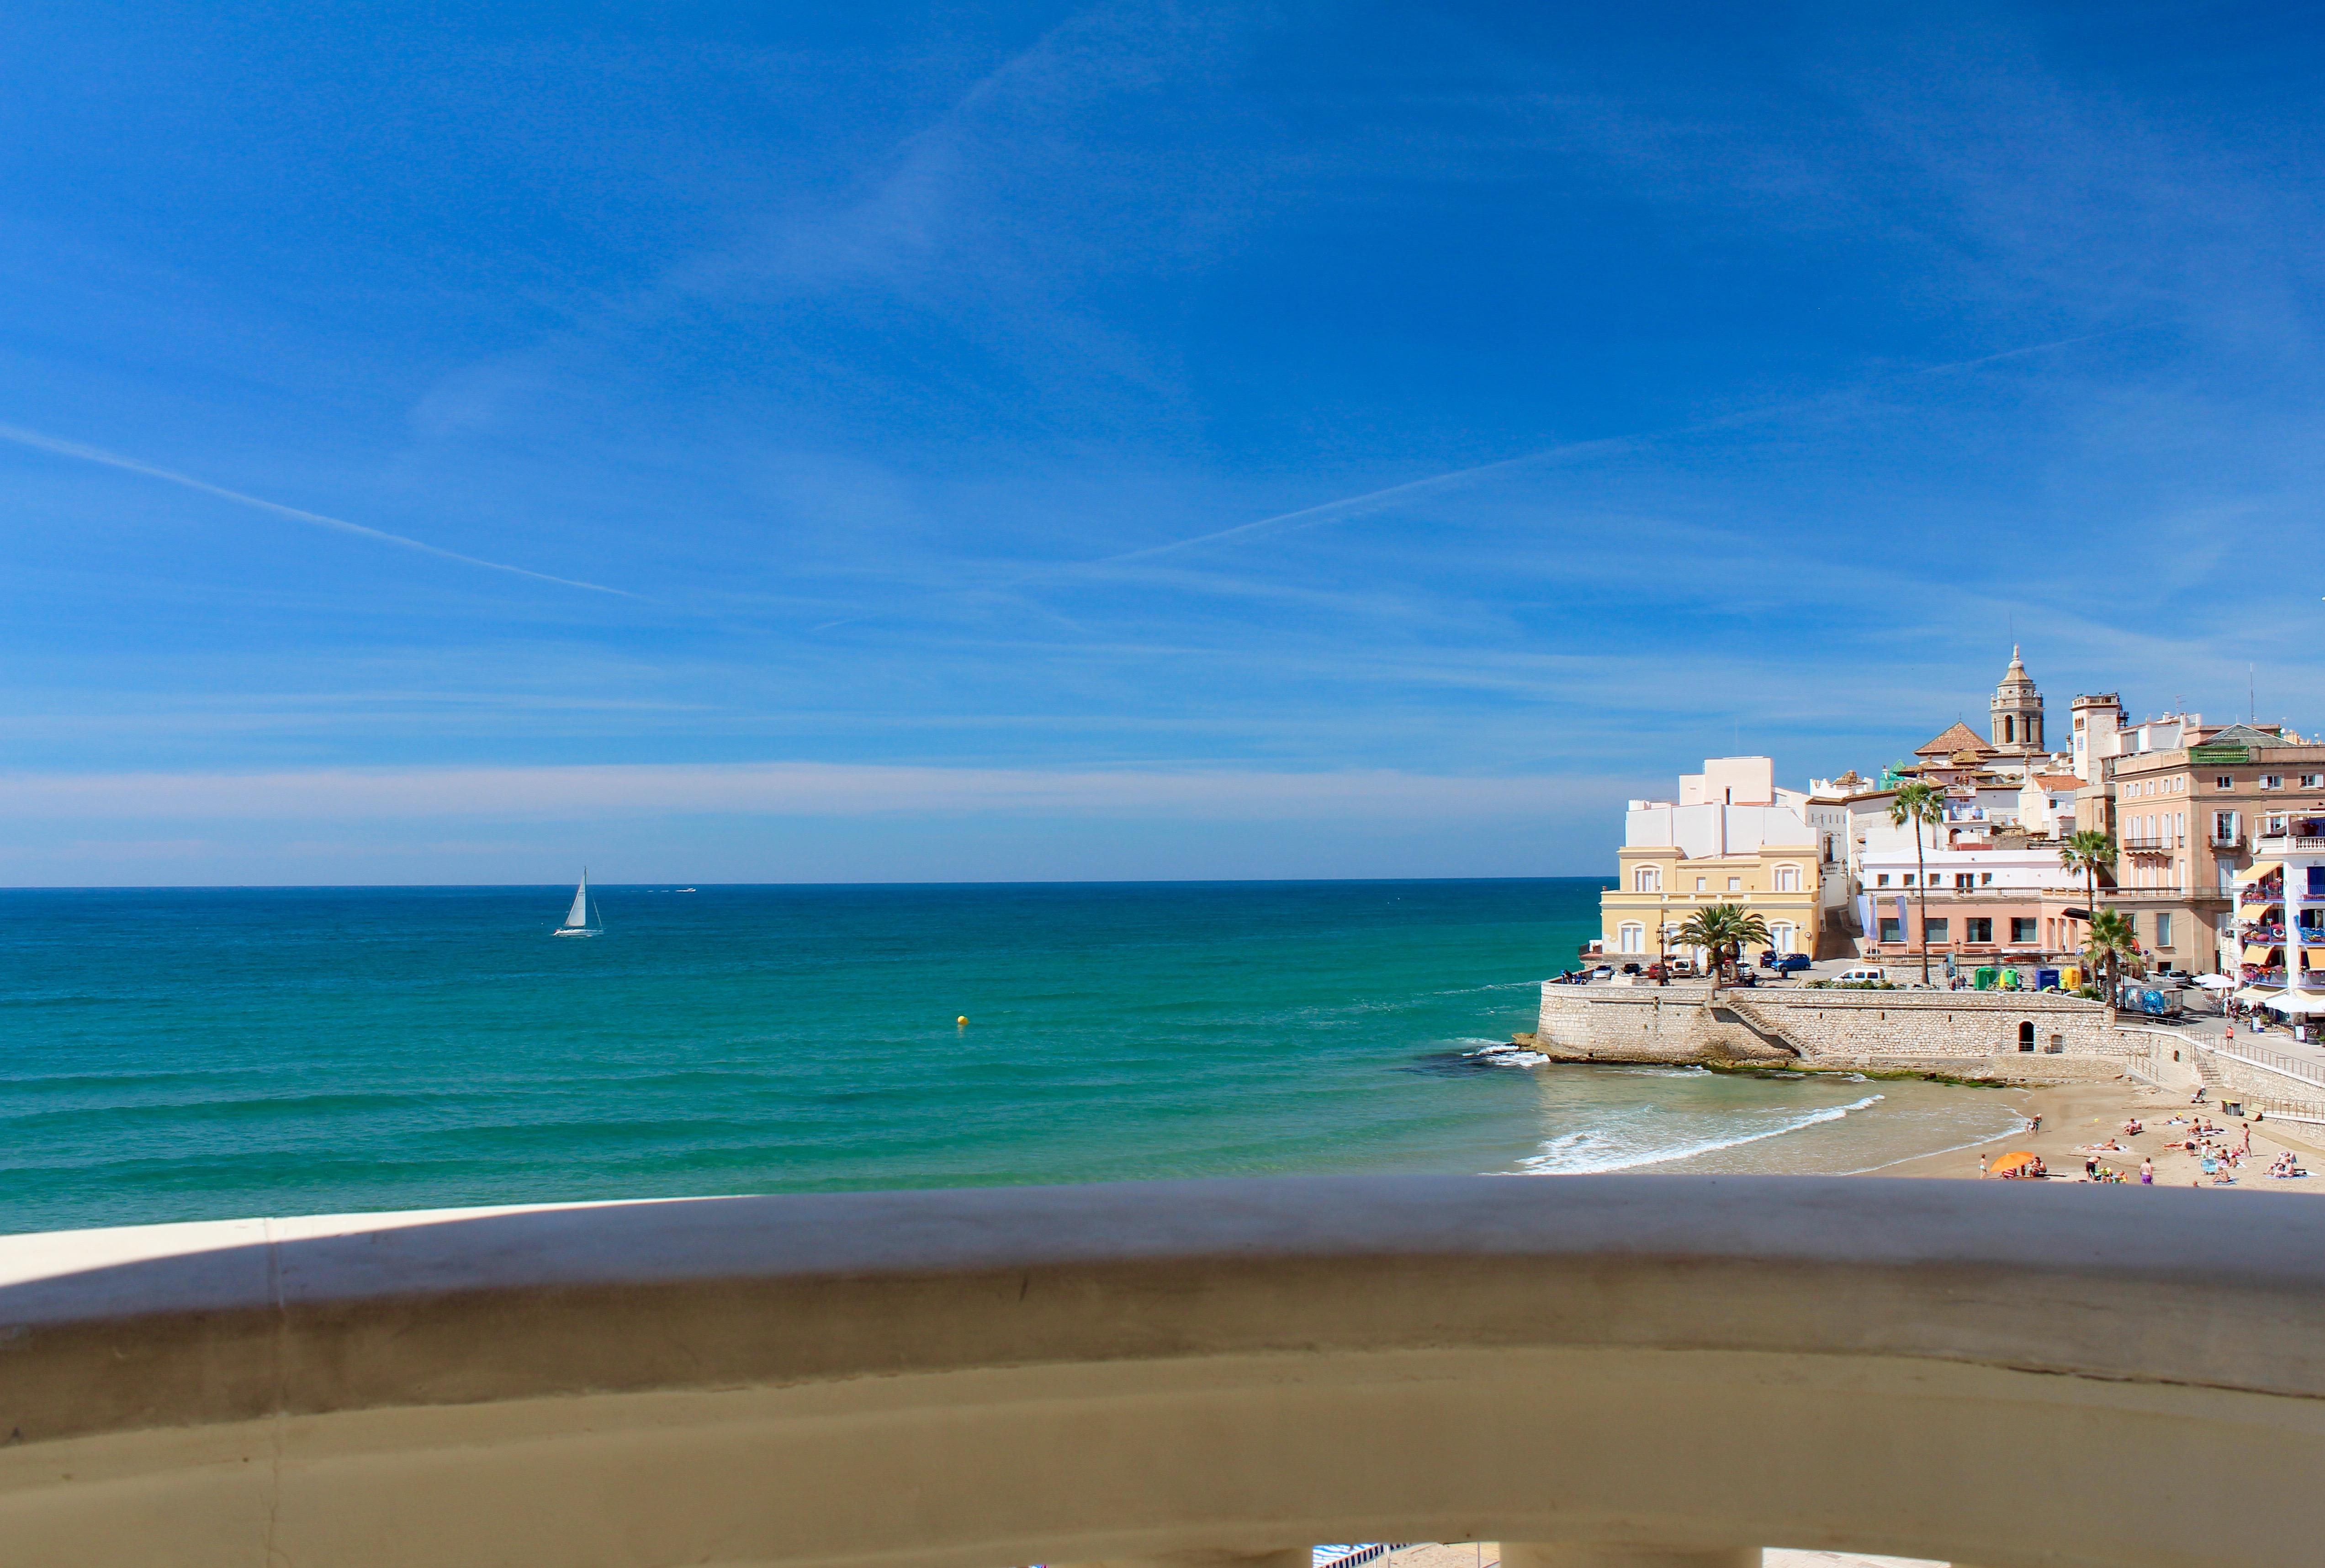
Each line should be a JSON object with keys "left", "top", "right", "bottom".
{"left": 957, "top": 1015, "right": 969, "bottom": 1027}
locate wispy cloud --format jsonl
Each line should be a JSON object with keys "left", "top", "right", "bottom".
{"left": 0, "top": 761, "right": 1610, "bottom": 823}
{"left": 0, "top": 422, "right": 637, "bottom": 597}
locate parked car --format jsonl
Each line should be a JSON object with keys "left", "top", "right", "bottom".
{"left": 1589, "top": 964, "right": 1615, "bottom": 979}
{"left": 1620, "top": 962, "right": 1642, "bottom": 975}
{"left": 1835, "top": 966, "right": 1888, "bottom": 985}
{"left": 1665, "top": 958, "right": 1698, "bottom": 978}
{"left": 1760, "top": 952, "right": 1812, "bottom": 974}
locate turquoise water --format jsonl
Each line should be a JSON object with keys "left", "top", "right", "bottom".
{"left": 0, "top": 880, "right": 2022, "bottom": 1235}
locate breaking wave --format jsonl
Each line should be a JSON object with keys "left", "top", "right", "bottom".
{"left": 1509, "top": 1093, "right": 1886, "bottom": 1175}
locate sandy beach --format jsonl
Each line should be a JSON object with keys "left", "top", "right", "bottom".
{"left": 1872, "top": 1066, "right": 2325, "bottom": 1191}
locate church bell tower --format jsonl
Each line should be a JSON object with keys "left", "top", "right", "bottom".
{"left": 1990, "top": 646, "right": 2044, "bottom": 756}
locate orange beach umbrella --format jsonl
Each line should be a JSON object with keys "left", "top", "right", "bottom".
{"left": 1989, "top": 1151, "right": 2040, "bottom": 1177}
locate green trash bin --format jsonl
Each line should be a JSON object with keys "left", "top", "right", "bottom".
{"left": 1974, "top": 966, "right": 1997, "bottom": 990}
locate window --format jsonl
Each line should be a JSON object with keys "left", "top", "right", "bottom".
{"left": 2157, "top": 913, "right": 2173, "bottom": 947}
{"left": 1966, "top": 917, "right": 1993, "bottom": 943}
{"left": 1618, "top": 923, "right": 1646, "bottom": 954}
{"left": 2305, "top": 774, "right": 2325, "bottom": 789}
{"left": 2267, "top": 814, "right": 2288, "bottom": 836}
{"left": 2214, "top": 810, "right": 2240, "bottom": 843}
{"left": 1726, "top": 876, "right": 1741, "bottom": 892}
{"left": 2122, "top": 912, "right": 2139, "bottom": 939}
{"left": 2262, "top": 775, "right": 2283, "bottom": 791}
{"left": 2217, "top": 775, "right": 2235, "bottom": 789}
{"left": 1981, "top": 872, "right": 1994, "bottom": 886}
{"left": 1923, "top": 917, "right": 1949, "bottom": 942}
{"left": 1953, "top": 872, "right": 1972, "bottom": 889}
{"left": 1823, "top": 835, "right": 1837, "bottom": 864}
{"left": 1695, "top": 876, "right": 1707, "bottom": 892}
{"left": 1634, "top": 867, "right": 1661, "bottom": 892}
{"left": 1878, "top": 918, "right": 1903, "bottom": 942}
{"left": 1876, "top": 873, "right": 1890, "bottom": 887}
{"left": 2011, "top": 917, "right": 2037, "bottom": 944}
{"left": 1902, "top": 873, "right": 1916, "bottom": 887}
{"left": 1769, "top": 922, "right": 1796, "bottom": 954}
{"left": 1774, "top": 865, "right": 1800, "bottom": 892}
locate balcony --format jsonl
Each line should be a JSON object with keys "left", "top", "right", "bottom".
{"left": 1, "top": 1180, "right": 2323, "bottom": 1568}
{"left": 2118, "top": 836, "right": 2181, "bottom": 854}
{"left": 2254, "top": 829, "right": 2325, "bottom": 851}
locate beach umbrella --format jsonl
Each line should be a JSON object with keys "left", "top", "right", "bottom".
{"left": 2192, "top": 974, "right": 2235, "bottom": 990}
{"left": 1989, "top": 1151, "right": 2039, "bottom": 1177}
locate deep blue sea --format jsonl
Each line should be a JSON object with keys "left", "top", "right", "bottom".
{"left": 0, "top": 880, "right": 2023, "bottom": 1235}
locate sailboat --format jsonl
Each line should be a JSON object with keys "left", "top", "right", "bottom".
{"left": 554, "top": 869, "right": 603, "bottom": 937}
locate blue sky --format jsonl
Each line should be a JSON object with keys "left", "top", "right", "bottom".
{"left": 3, "top": 1, "right": 2320, "bottom": 883}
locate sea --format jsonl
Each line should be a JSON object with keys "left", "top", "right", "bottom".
{"left": 0, "top": 879, "right": 2026, "bottom": 1236}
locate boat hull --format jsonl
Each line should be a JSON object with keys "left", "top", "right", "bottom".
{"left": 552, "top": 927, "right": 600, "bottom": 938}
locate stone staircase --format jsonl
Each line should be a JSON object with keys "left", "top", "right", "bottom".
{"left": 1712, "top": 995, "right": 1807, "bottom": 1060}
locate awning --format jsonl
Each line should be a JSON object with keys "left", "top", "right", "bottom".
{"left": 2234, "top": 986, "right": 2283, "bottom": 1003}
{"left": 2237, "top": 861, "right": 2283, "bottom": 886}
{"left": 2260, "top": 990, "right": 2325, "bottom": 1017}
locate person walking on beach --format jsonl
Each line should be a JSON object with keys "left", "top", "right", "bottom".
{"left": 1979, "top": 1153, "right": 1989, "bottom": 1177}
{"left": 2030, "top": 1112, "right": 2042, "bottom": 1134}
{"left": 2140, "top": 1157, "right": 2154, "bottom": 1185}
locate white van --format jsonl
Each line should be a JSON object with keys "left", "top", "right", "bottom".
{"left": 1835, "top": 966, "right": 1887, "bottom": 985}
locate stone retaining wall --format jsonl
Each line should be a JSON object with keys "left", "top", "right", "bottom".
{"left": 1537, "top": 982, "right": 2123, "bottom": 1082}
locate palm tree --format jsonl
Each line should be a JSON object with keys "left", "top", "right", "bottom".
{"left": 1676, "top": 904, "right": 1771, "bottom": 988}
{"left": 1889, "top": 780, "right": 1946, "bottom": 984}
{"left": 2058, "top": 828, "right": 2115, "bottom": 958}
{"left": 2082, "top": 908, "right": 2139, "bottom": 1007}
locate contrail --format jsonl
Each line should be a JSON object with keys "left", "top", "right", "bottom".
{"left": 0, "top": 422, "right": 636, "bottom": 598}
{"left": 1091, "top": 438, "right": 1637, "bottom": 567}
{"left": 805, "top": 323, "right": 2138, "bottom": 633}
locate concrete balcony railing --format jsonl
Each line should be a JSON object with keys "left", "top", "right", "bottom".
{"left": 4, "top": 1177, "right": 2325, "bottom": 1568}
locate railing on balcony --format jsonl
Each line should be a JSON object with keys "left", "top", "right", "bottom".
{"left": 2255, "top": 830, "right": 2325, "bottom": 851}
{"left": 2, "top": 1182, "right": 2325, "bottom": 1568}
{"left": 2118, "top": 836, "right": 2181, "bottom": 853}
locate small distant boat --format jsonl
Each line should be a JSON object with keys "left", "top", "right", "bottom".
{"left": 554, "top": 870, "right": 603, "bottom": 938}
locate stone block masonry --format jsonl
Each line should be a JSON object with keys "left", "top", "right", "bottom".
{"left": 1536, "top": 982, "right": 2123, "bottom": 1082}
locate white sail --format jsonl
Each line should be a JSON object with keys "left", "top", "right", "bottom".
{"left": 561, "top": 871, "right": 591, "bottom": 930}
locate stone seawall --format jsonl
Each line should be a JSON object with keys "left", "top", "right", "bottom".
{"left": 1536, "top": 983, "right": 2124, "bottom": 1083}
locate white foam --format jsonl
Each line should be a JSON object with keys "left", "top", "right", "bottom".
{"left": 1509, "top": 1094, "right": 1886, "bottom": 1175}
{"left": 1464, "top": 1042, "right": 1549, "bottom": 1068}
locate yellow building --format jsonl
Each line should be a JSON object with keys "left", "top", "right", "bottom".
{"left": 1596, "top": 756, "right": 1824, "bottom": 964}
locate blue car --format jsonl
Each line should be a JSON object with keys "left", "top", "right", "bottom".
{"left": 1760, "top": 952, "right": 1812, "bottom": 973}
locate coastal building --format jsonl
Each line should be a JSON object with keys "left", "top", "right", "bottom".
{"left": 2016, "top": 770, "right": 2082, "bottom": 839}
{"left": 2112, "top": 727, "right": 2325, "bottom": 975}
{"left": 1854, "top": 817, "right": 2085, "bottom": 966}
{"left": 2234, "top": 811, "right": 2325, "bottom": 1017}
{"left": 1597, "top": 756, "right": 1824, "bottom": 961}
